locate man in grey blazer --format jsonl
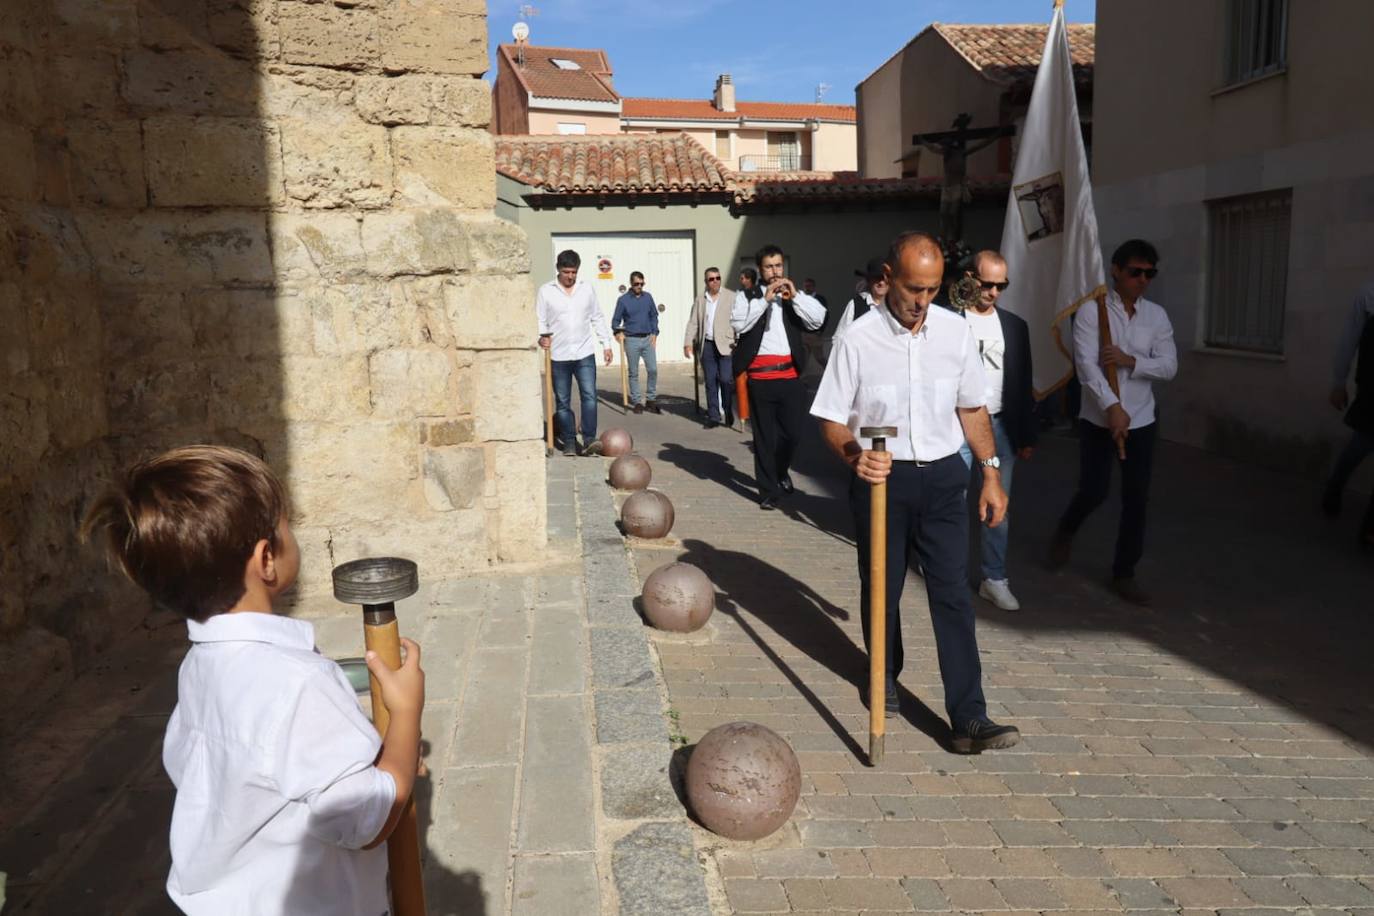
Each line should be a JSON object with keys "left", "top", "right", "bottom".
{"left": 684, "top": 266, "right": 738, "bottom": 428}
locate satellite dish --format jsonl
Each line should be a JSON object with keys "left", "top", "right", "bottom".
{"left": 512, "top": 22, "right": 530, "bottom": 41}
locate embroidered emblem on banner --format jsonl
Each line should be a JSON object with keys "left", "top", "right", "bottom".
{"left": 1014, "top": 172, "right": 1066, "bottom": 243}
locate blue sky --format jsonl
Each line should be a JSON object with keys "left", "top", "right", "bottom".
{"left": 486, "top": 0, "right": 1095, "bottom": 104}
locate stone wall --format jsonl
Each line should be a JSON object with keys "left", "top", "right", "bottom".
{"left": 0, "top": 0, "right": 544, "bottom": 722}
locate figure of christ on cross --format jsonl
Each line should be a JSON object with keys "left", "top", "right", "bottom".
{"left": 911, "top": 113, "right": 1012, "bottom": 243}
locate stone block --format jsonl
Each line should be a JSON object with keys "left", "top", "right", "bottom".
{"left": 0, "top": 375, "right": 50, "bottom": 484}
{"left": 26, "top": 283, "right": 102, "bottom": 372}
{"left": 327, "top": 509, "right": 491, "bottom": 586}
{"left": 0, "top": 123, "right": 36, "bottom": 201}
{"left": 361, "top": 209, "right": 473, "bottom": 276}
{"left": 259, "top": 65, "right": 356, "bottom": 121}
{"left": 594, "top": 689, "right": 666, "bottom": 744}
{"left": 354, "top": 75, "right": 432, "bottom": 124}
{"left": 0, "top": 46, "right": 41, "bottom": 121}
{"left": 136, "top": 0, "right": 212, "bottom": 50}
{"left": 66, "top": 120, "right": 147, "bottom": 208}
{"left": 612, "top": 822, "right": 712, "bottom": 916}
{"left": 52, "top": 53, "right": 125, "bottom": 117}
{"left": 492, "top": 439, "right": 546, "bottom": 561}
{"left": 0, "top": 283, "right": 27, "bottom": 374}
{"left": 472, "top": 350, "right": 542, "bottom": 442}
{"left": 368, "top": 348, "right": 458, "bottom": 418}
{"left": 277, "top": 420, "right": 419, "bottom": 524}
{"left": 122, "top": 48, "right": 258, "bottom": 116}
{"left": 145, "top": 117, "right": 283, "bottom": 207}
{"left": 77, "top": 211, "right": 273, "bottom": 286}
{"left": 380, "top": 0, "right": 486, "bottom": 74}
{"left": 391, "top": 126, "right": 495, "bottom": 208}
{"left": 208, "top": 0, "right": 280, "bottom": 59}
{"left": 600, "top": 742, "right": 679, "bottom": 819}
{"left": 279, "top": 1, "right": 378, "bottom": 69}
{"left": 189, "top": 287, "right": 315, "bottom": 358}
{"left": 426, "top": 765, "right": 516, "bottom": 905}
{"left": 511, "top": 853, "right": 599, "bottom": 916}
{"left": 307, "top": 282, "right": 411, "bottom": 356}
{"left": 280, "top": 116, "right": 390, "bottom": 209}
{"left": 420, "top": 418, "right": 476, "bottom": 446}
{"left": 268, "top": 212, "right": 368, "bottom": 283}
{"left": 6, "top": 207, "right": 91, "bottom": 283}
{"left": 423, "top": 445, "right": 484, "bottom": 511}
{"left": 431, "top": 75, "right": 492, "bottom": 126}
{"left": 445, "top": 273, "right": 536, "bottom": 350}
{"left": 106, "top": 361, "right": 211, "bottom": 434}
{"left": 50, "top": 0, "right": 138, "bottom": 46}
{"left": 464, "top": 215, "right": 530, "bottom": 275}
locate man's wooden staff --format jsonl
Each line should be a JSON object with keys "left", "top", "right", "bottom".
{"left": 619, "top": 337, "right": 630, "bottom": 410}
{"left": 1095, "top": 294, "right": 1126, "bottom": 459}
{"left": 693, "top": 348, "right": 702, "bottom": 415}
{"left": 543, "top": 344, "right": 554, "bottom": 455}
{"left": 333, "top": 558, "right": 427, "bottom": 916}
{"left": 860, "top": 426, "right": 897, "bottom": 766}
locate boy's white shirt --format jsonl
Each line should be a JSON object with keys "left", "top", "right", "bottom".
{"left": 164, "top": 612, "right": 396, "bottom": 916}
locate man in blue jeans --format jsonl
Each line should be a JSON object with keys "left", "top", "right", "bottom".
{"left": 537, "top": 250, "right": 613, "bottom": 456}
{"left": 956, "top": 250, "right": 1037, "bottom": 611}
{"left": 612, "top": 271, "right": 661, "bottom": 414}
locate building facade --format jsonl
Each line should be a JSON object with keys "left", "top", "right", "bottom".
{"left": 857, "top": 23, "right": 1094, "bottom": 180}
{"left": 1093, "top": 0, "right": 1374, "bottom": 480}
{"left": 492, "top": 45, "right": 857, "bottom": 173}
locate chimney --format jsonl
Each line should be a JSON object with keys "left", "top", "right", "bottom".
{"left": 713, "top": 74, "right": 735, "bottom": 113}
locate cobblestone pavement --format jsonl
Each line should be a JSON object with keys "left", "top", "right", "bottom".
{"left": 614, "top": 365, "right": 1374, "bottom": 915}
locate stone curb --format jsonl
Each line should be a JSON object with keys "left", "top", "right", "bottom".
{"left": 573, "top": 460, "right": 712, "bottom": 916}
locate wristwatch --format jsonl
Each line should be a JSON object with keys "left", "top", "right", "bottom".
{"left": 979, "top": 456, "right": 1001, "bottom": 470}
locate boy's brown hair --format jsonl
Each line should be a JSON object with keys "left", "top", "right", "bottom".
{"left": 81, "top": 445, "right": 288, "bottom": 621}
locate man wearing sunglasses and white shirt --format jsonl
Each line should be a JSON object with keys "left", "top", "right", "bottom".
{"left": 956, "top": 250, "right": 1037, "bottom": 611}
{"left": 1049, "top": 239, "right": 1177, "bottom": 606}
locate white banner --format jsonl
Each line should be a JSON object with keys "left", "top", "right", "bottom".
{"left": 997, "top": 2, "right": 1104, "bottom": 398}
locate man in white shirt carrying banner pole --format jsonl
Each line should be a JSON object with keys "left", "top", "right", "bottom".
{"left": 999, "top": 1, "right": 1178, "bottom": 606}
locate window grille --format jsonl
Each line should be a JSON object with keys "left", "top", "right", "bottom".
{"left": 1205, "top": 189, "right": 1292, "bottom": 354}
{"left": 1224, "top": 0, "right": 1287, "bottom": 84}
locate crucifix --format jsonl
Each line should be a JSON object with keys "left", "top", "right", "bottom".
{"left": 909, "top": 113, "right": 1014, "bottom": 243}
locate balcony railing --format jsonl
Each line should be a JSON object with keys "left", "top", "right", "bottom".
{"left": 738, "top": 154, "right": 811, "bottom": 173}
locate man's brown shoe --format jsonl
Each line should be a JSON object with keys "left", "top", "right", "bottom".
{"left": 1111, "top": 577, "right": 1151, "bottom": 605}
{"left": 952, "top": 719, "right": 1020, "bottom": 754}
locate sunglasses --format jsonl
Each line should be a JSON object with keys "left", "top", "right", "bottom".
{"left": 977, "top": 278, "right": 1010, "bottom": 292}
{"left": 1124, "top": 267, "right": 1158, "bottom": 279}
{"left": 706, "top": 276, "right": 721, "bottom": 282}
{"left": 631, "top": 282, "right": 644, "bottom": 287}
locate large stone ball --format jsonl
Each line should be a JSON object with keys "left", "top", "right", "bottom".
{"left": 600, "top": 428, "right": 634, "bottom": 457}
{"left": 685, "top": 722, "right": 801, "bottom": 840}
{"left": 642, "top": 562, "right": 714, "bottom": 632}
{"left": 620, "top": 489, "right": 674, "bottom": 539}
{"left": 608, "top": 454, "right": 652, "bottom": 491}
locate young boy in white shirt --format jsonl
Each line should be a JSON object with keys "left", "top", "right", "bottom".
{"left": 82, "top": 445, "right": 425, "bottom": 915}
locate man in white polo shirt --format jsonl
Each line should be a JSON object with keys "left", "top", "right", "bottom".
{"left": 536, "top": 249, "right": 614, "bottom": 456}
{"left": 1049, "top": 238, "right": 1178, "bottom": 605}
{"left": 812, "top": 230, "right": 1019, "bottom": 754}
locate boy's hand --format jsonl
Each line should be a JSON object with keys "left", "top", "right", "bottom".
{"left": 366, "top": 638, "right": 425, "bottom": 717}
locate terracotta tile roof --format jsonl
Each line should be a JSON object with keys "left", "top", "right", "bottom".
{"left": 732, "top": 172, "right": 1009, "bottom": 206}
{"left": 495, "top": 134, "right": 731, "bottom": 195}
{"left": 497, "top": 44, "right": 619, "bottom": 103}
{"left": 932, "top": 23, "right": 1094, "bottom": 87}
{"left": 622, "top": 98, "right": 856, "bottom": 123}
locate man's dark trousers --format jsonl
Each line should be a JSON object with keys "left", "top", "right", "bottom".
{"left": 702, "top": 340, "right": 734, "bottom": 423}
{"left": 848, "top": 455, "right": 989, "bottom": 727}
{"left": 746, "top": 376, "right": 806, "bottom": 499}
{"left": 1057, "top": 420, "right": 1158, "bottom": 578}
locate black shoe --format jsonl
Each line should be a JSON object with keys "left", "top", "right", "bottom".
{"left": 952, "top": 719, "right": 1021, "bottom": 754}
{"left": 724, "top": 412, "right": 735, "bottom": 427}
{"left": 779, "top": 476, "right": 794, "bottom": 496}
{"left": 1046, "top": 532, "right": 1072, "bottom": 570}
{"left": 1110, "top": 577, "right": 1151, "bottom": 605}
{"left": 647, "top": 401, "right": 663, "bottom": 414}
{"left": 759, "top": 496, "right": 779, "bottom": 511}
{"left": 632, "top": 404, "right": 643, "bottom": 414}
{"left": 704, "top": 419, "right": 719, "bottom": 429}
{"left": 562, "top": 445, "right": 578, "bottom": 457}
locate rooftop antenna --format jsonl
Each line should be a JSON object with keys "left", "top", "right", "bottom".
{"left": 512, "top": 19, "right": 531, "bottom": 66}
{"left": 815, "top": 82, "right": 831, "bottom": 103}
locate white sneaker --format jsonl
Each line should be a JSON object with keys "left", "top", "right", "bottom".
{"left": 979, "top": 578, "right": 1020, "bottom": 611}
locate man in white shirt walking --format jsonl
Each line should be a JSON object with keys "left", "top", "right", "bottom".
{"left": 731, "top": 244, "right": 827, "bottom": 509}
{"left": 536, "top": 249, "right": 614, "bottom": 456}
{"left": 812, "top": 231, "right": 1020, "bottom": 753}
{"left": 684, "top": 266, "right": 737, "bottom": 428}
{"left": 957, "top": 250, "right": 1037, "bottom": 611}
{"left": 1049, "top": 239, "right": 1178, "bottom": 605}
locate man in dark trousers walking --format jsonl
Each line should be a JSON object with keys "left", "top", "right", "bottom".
{"left": 613, "top": 271, "right": 661, "bottom": 414}
{"left": 731, "top": 244, "right": 826, "bottom": 509}
{"left": 684, "top": 266, "right": 737, "bottom": 428}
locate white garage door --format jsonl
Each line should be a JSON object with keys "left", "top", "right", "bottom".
{"left": 551, "top": 232, "right": 696, "bottom": 364}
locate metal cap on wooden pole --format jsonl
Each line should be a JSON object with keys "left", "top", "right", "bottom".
{"left": 333, "top": 557, "right": 427, "bottom": 916}
{"left": 859, "top": 426, "right": 897, "bottom": 766}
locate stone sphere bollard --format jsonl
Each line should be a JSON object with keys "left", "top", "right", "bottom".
{"left": 642, "top": 562, "right": 714, "bottom": 632}
{"left": 685, "top": 722, "right": 801, "bottom": 840}
{"left": 620, "top": 489, "right": 674, "bottom": 539}
{"left": 608, "top": 454, "right": 652, "bottom": 491}
{"left": 601, "top": 428, "right": 634, "bottom": 457}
